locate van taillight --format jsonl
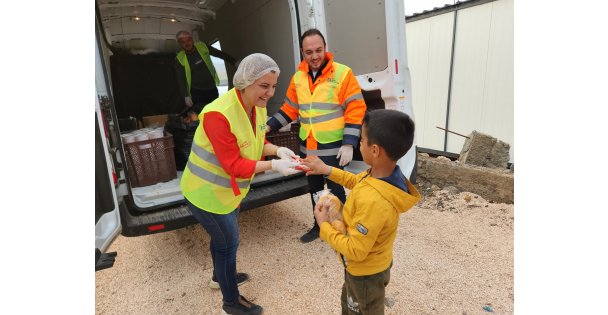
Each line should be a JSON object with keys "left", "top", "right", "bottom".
{"left": 148, "top": 224, "right": 165, "bottom": 232}
{"left": 395, "top": 59, "right": 398, "bottom": 74}
{"left": 112, "top": 172, "right": 117, "bottom": 184}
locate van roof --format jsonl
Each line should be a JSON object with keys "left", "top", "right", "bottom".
{"left": 97, "top": 0, "right": 227, "bottom": 54}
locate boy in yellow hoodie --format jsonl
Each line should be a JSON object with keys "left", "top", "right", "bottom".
{"left": 301, "top": 109, "right": 420, "bottom": 314}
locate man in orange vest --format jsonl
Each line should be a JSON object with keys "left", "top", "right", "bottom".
{"left": 175, "top": 30, "right": 236, "bottom": 113}
{"left": 266, "top": 28, "right": 367, "bottom": 243}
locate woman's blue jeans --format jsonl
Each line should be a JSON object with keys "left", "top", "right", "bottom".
{"left": 186, "top": 199, "right": 240, "bottom": 304}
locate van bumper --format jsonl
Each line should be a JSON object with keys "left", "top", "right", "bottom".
{"left": 119, "top": 174, "right": 310, "bottom": 237}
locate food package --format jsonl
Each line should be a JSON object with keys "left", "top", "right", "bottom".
{"left": 181, "top": 110, "right": 199, "bottom": 124}
{"left": 142, "top": 114, "right": 169, "bottom": 128}
{"left": 313, "top": 189, "right": 346, "bottom": 234}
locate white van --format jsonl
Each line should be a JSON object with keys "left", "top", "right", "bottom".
{"left": 95, "top": 0, "right": 417, "bottom": 269}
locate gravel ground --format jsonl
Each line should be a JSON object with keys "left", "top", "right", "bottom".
{"left": 96, "top": 187, "right": 513, "bottom": 314}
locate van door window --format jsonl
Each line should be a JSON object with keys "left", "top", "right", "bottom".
{"left": 211, "top": 41, "right": 229, "bottom": 96}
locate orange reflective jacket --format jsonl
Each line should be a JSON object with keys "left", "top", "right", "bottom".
{"left": 272, "top": 52, "right": 366, "bottom": 150}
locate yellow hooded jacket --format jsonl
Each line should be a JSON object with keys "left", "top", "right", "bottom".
{"left": 320, "top": 167, "right": 421, "bottom": 276}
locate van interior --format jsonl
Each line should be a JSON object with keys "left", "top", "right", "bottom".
{"left": 96, "top": 0, "right": 392, "bottom": 213}
{"left": 96, "top": 0, "right": 306, "bottom": 212}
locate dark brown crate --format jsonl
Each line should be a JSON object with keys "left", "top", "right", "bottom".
{"left": 265, "top": 123, "right": 301, "bottom": 158}
{"left": 123, "top": 132, "right": 177, "bottom": 187}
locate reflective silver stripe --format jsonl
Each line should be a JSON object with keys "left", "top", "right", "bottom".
{"left": 187, "top": 161, "right": 250, "bottom": 189}
{"left": 299, "top": 146, "right": 341, "bottom": 157}
{"left": 307, "top": 102, "right": 342, "bottom": 110}
{"left": 191, "top": 143, "right": 220, "bottom": 167}
{"left": 341, "top": 93, "right": 363, "bottom": 109}
{"left": 310, "top": 111, "right": 344, "bottom": 124}
{"left": 284, "top": 97, "right": 298, "bottom": 110}
{"left": 343, "top": 127, "right": 361, "bottom": 137}
{"left": 273, "top": 112, "right": 289, "bottom": 126}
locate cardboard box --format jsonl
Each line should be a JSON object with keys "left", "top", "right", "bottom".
{"left": 142, "top": 114, "right": 168, "bottom": 128}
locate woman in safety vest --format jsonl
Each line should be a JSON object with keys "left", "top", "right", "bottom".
{"left": 180, "top": 53, "right": 301, "bottom": 315}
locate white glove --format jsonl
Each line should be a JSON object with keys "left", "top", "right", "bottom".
{"left": 184, "top": 96, "right": 193, "bottom": 107}
{"left": 271, "top": 159, "right": 301, "bottom": 176}
{"left": 276, "top": 147, "right": 297, "bottom": 160}
{"left": 336, "top": 144, "right": 354, "bottom": 167}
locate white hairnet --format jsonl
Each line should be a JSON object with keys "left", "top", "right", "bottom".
{"left": 233, "top": 53, "right": 280, "bottom": 90}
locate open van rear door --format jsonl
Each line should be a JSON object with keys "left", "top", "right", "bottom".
{"left": 95, "top": 94, "right": 121, "bottom": 271}
{"left": 297, "top": 0, "right": 417, "bottom": 180}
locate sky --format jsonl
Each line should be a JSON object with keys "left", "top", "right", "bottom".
{"left": 404, "top": 0, "right": 456, "bottom": 16}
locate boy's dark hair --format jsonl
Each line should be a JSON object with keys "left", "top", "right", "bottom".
{"left": 362, "top": 109, "right": 415, "bottom": 161}
{"left": 300, "top": 28, "right": 326, "bottom": 48}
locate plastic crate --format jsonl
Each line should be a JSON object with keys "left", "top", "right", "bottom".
{"left": 123, "top": 132, "right": 177, "bottom": 187}
{"left": 265, "top": 123, "right": 301, "bottom": 158}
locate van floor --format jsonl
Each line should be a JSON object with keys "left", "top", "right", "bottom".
{"left": 130, "top": 171, "right": 185, "bottom": 209}
{"left": 129, "top": 169, "right": 289, "bottom": 209}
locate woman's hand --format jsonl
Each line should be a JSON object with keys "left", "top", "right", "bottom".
{"left": 276, "top": 147, "right": 298, "bottom": 160}
{"left": 271, "top": 159, "right": 301, "bottom": 176}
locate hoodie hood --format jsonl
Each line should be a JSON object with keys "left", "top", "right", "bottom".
{"left": 363, "top": 172, "right": 420, "bottom": 214}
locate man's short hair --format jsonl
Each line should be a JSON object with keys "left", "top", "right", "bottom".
{"left": 299, "top": 28, "right": 326, "bottom": 48}
{"left": 362, "top": 109, "right": 415, "bottom": 161}
{"left": 176, "top": 30, "right": 192, "bottom": 40}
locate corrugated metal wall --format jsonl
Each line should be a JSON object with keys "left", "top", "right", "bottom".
{"left": 406, "top": 0, "right": 514, "bottom": 162}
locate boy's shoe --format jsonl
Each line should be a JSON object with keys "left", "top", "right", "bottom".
{"left": 299, "top": 224, "right": 320, "bottom": 243}
{"left": 221, "top": 295, "right": 263, "bottom": 315}
{"left": 209, "top": 272, "right": 250, "bottom": 289}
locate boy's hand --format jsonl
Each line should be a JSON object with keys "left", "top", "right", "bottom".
{"left": 300, "top": 156, "right": 331, "bottom": 176}
{"left": 314, "top": 202, "right": 330, "bottom": 225}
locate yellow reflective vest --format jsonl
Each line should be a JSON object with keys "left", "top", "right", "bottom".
{"left": 294, "top": 62, "right": 350, "bottom": 143}
{"left": 176, "top": 42, "right": 220, "bottom": 96}
{"left": 180, "top": 89, "right": 266, "bottom": 214}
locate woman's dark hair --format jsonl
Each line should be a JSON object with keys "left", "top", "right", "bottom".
{"left": 300, "top": 28, "right": 326, "bottom": 48}
{"left": 362, "top": 109, "right": 415, "bottom": 161}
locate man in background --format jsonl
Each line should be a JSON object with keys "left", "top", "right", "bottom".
{"left": 175, "top": 30, "right": 236, "bottom": 113}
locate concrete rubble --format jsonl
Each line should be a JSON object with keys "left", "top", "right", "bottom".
{"left": 458, "top": 131, "right": 511, "bottom": 169}
{"left": 416, "top": 153, "right": 514, "bottom": 204}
